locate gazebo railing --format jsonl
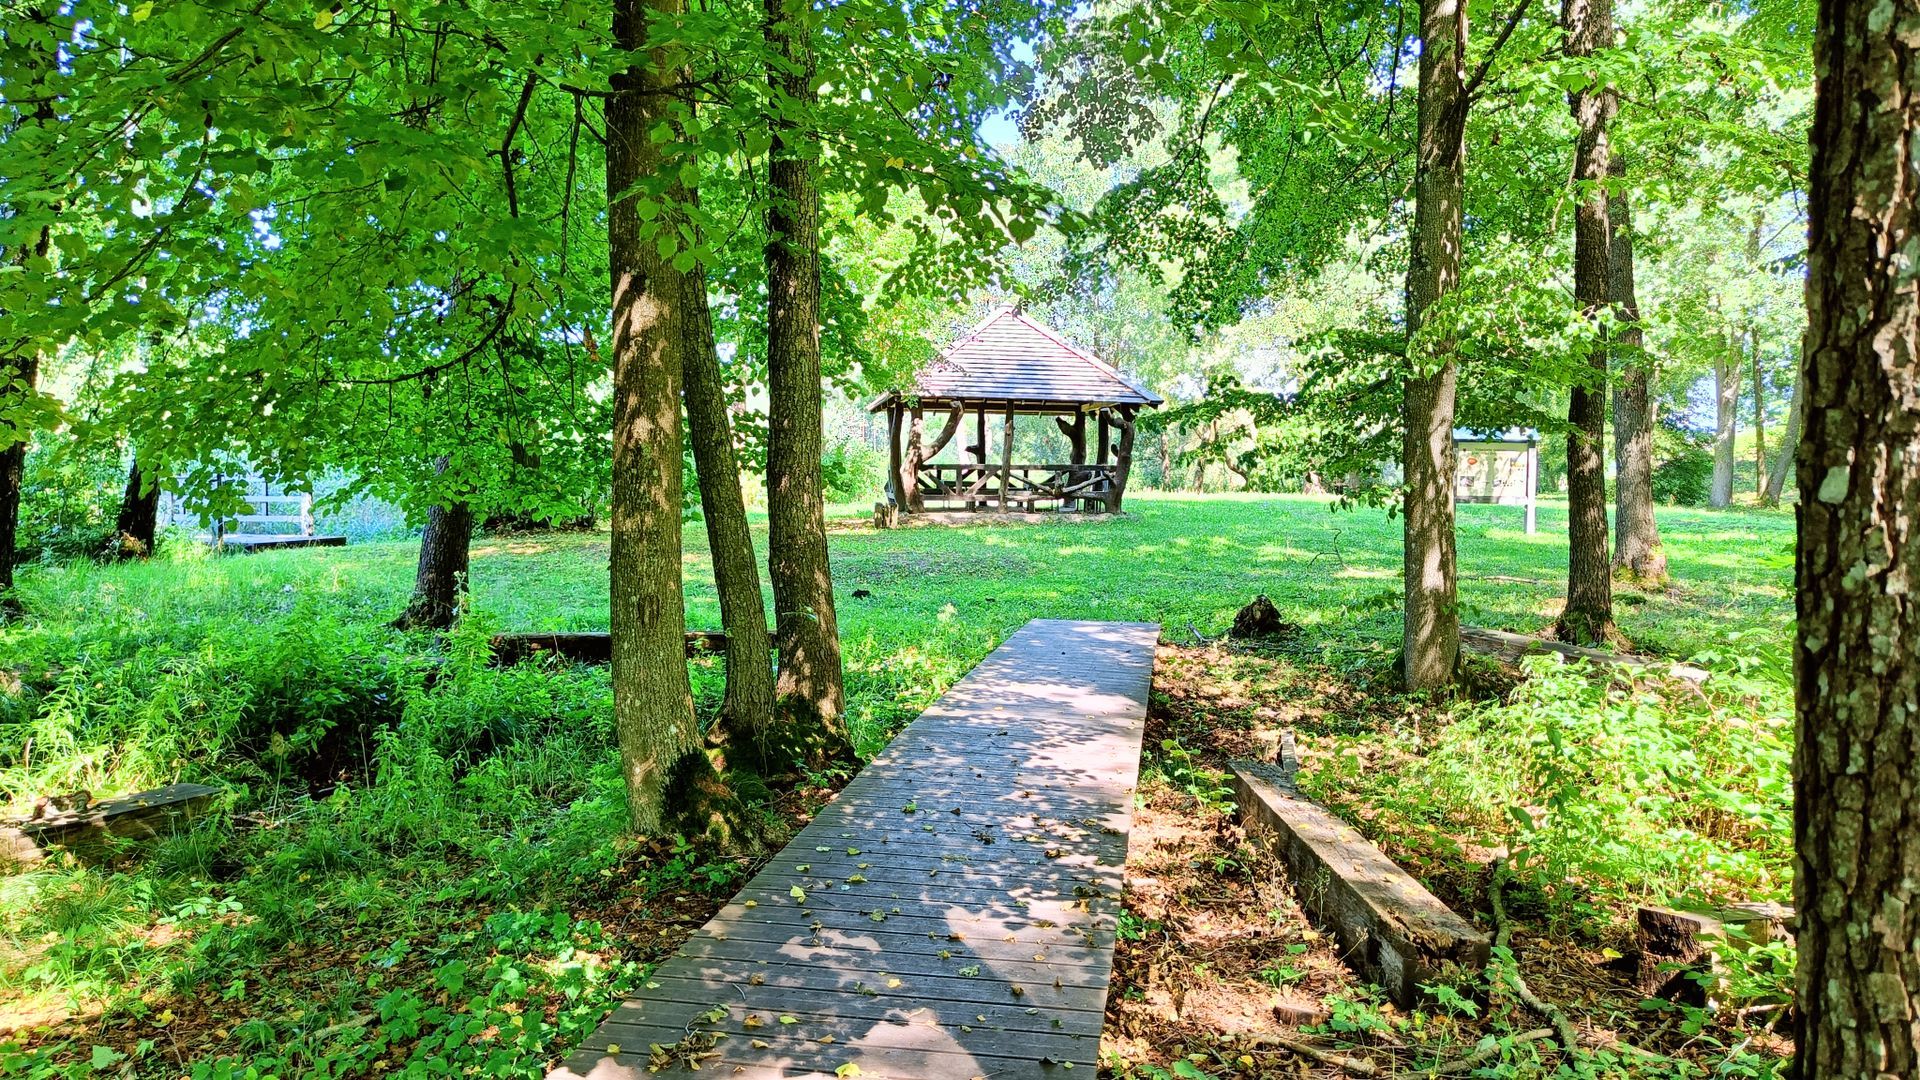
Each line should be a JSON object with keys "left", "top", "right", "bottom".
{"left": 912, "top": 463, "right": 1116, "bottom": 511}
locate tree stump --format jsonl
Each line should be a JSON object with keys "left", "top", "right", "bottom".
{"left": 1230, "top": 595, "right": 1295, "bottom": 639}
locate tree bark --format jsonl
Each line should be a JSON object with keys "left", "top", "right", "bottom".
{"left": 1761, "top": 371, "right": 1802, "bottom": 506}
{"left": 1749, "top": 215, "right": 1767, "bottom": 498}
{"left": 763, "top": 0, "right": 852, "bottom": 768}
{"left": 1607, "top": 161, "right": 1666, "bottom": 586}
{"left": 607, "top": 0, "right": 747, "bottom": 841}
{"left": 1556, "top": 0, "right": 1617, "bottom": 646}
{"left": 1752, "top": 341, "right": 1767, "bottom": 497}
{"left": 112, "top": 457, "right": 161, "bottom": 561}
{"left": 1794, "top": 3, "right": 1920, "bottom": 1075}
{"left": 1711, "top": 348, "right": 1741, "bottom": 508}
{"left": 0, "top": 10, "right": 55, "bottom": 620}
{"left": 1400, "top": 0, "right": 1467, "bottom": 691}
{"left": 683, "top": 266, "right": 777, "bottom": 765}
{"left": 0, "top": 401, "right": 29, "bottom": 614}
{"left": 391, "top": 455, "right": 474, "bottom": 630}
{"left": 394, "top": 493, "right": 474, "bottom": 631}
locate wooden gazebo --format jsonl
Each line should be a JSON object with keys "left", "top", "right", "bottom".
{"left": 869, "top": 306, "right": 1163, "bottom": 519}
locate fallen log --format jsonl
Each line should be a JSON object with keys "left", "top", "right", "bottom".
{"left": 488, "top": 630, "right": 734, "bottom": 666}
{"left": 1230, "top": 758, "right": 1490, "bottom": 1007}
{"left": 2, "top": 783, "right": 219, "bottom": 863}
{"left": 1460, "top": 625, "right": 1710, "bottom": 684}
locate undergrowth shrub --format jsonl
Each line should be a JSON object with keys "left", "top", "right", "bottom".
{"left": 1652, "top": 420, "right": 1714, "bottom": 506}
{"left": 0, "top": 600, "right": 411, "bottom": 808}
{"left": 16, "top": 439, "right": 127, "bottom": 564}
{"left": 1301, "top": 657, "right": 1792, "bottom": 927}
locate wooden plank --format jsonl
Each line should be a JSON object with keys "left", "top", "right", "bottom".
{"left": 488, "top": 630, "right": 734, "bottom": 665}
{"left": 2, "top": 783, "right": 218, "bottom": 863}
{"left": 1461, "top": 625, "right": 1710, "bottom": 683}
{"left": 553, "top": 619, "right": 1158, "bottom": 1080}
{"left": 1230, "top": 760, "right": 1489, "bottom": 1007}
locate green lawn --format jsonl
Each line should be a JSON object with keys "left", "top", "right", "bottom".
{"left": 16, "top": 492, "right": 1791, "bottom": 751}
{"left": 0, "top": 494, "right": 1796, "bottom": 1078}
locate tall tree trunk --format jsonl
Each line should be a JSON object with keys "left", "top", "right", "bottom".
{"left": 393, "top": 457, "right": 474, "bottom": 630}
{"left": 1710, "top": 349, "right": 1741, "bottom": 507}
{"left": 607, "top": 0, "right": 747, "bottom": 841}
{"left": 113, "top": 457, "right": 161, "bottom": 561}
{"left": 1795, "top": 3, "right": 1920, "bottom": 1074}
{"left": 1557, "top": 0, "right": 1617, "bottom": 646}
{"left": 1400, "top": 0, "right": 1467, "bottom": 691}
{"left": 1748, "top": 215, "right": 1767, "bottom": 498}
{"left": 0, "top": 397, "right": 29, "bottom": 615}
{"left": 1761, "top": 371, "right": 1801, "bottom": 506}
{"left": 0, "top": 9, "right": 55, "bottom": 620}
{"left": 395, "top": 498, "right": 474, "bottom": 630}
{"left": 682, "top": 267, "right": 777, "bottom": 766}
{"left": 1607, "top": 161, "right": 1666, "bottom": 586}
{"left": 1752, "top": 333, "right": 1767, "bottom": 497}
{"left": 763, "top": 0, "right": 852, "bottom": 767}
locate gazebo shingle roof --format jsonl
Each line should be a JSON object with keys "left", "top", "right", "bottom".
{"left": 869, "top": 306, "right": 1163, "bottom": 411}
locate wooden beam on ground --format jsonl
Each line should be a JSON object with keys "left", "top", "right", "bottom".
{"left": 489, "top": 630, "right": 736, "bottom": 666}
{"left": 1230, "top": 759, "right": 1489, "bottom": 1006}
{"left": 2, "top": 783, "right": 219, "bottom": 864}
{"left": 217, "top": 534, "right": 348, "bottom": 552}
{"left": 1460, "top": 625, "right": 1709, "bottom": 683}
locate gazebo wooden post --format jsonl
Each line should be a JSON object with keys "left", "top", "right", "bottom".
{"left": 999, "top": 402, "right": 1015, "bottom": 512}
{"left": 1095, "top": 409, "right": 1112, "bottom": 513}
{"left": 1109, "top": 405, "right": 1138, "bottom": 513}
{"left": 1071, "top": 411, "right": 1089, "bottom": 510}
{"left": 904, "top": 405, "right": 925, "bottom": 513}
{"left": 973, "top": 404, "right": 988, "bottom": 509}
{"left": 885, "top": 402, "right": 905, "bottom": 509}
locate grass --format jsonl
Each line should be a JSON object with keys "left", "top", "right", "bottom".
{"left": 0, "top": 494, "right": 1796, "bottom": 1078}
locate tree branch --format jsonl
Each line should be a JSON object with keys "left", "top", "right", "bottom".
{"left": 1465, "top": 0, "right": 1534, "bottom": 100}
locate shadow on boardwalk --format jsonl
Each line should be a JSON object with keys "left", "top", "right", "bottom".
{"left": 554, "top": 619, "right": 1159, "bottom": 1080}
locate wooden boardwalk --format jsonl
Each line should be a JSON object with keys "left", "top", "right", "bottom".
{"left": 555, "top": 619, "right": 1159, "bottom": 1080}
